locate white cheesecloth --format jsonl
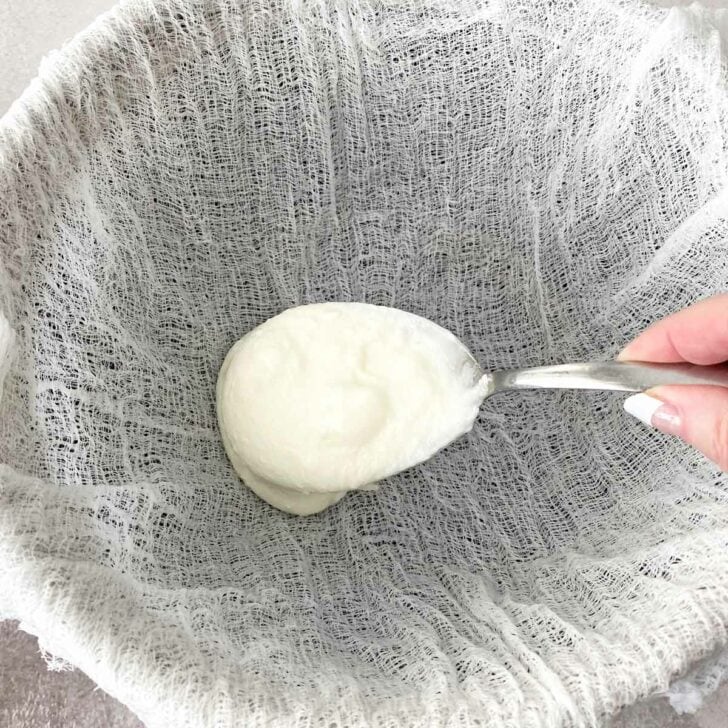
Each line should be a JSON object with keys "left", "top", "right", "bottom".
{"left": 1, "top": 1, "right": 728, "bottom": 725}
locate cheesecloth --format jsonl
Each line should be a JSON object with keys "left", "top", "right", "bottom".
{"left": 1, "top": 1, "right": 728, "bottom": 725}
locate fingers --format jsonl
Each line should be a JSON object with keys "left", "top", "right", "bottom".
{"left": 618, "top": 293, "right": 728, "bottom": 365}
{"left": 624, "top": 385, "right": 728, "bottom": 470}
{"left": 619, "top": 294, "right": 728, "bottom": 470}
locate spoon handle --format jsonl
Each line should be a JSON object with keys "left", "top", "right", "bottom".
{"left": 490, "top": 361, "right": 728, "bottom": 395}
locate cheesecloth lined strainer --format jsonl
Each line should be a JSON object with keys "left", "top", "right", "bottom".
{"left": 2, "top": 0, "right": 728, "bottom": 725}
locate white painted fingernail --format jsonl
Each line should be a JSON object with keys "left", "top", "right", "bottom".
{"left": 624, "top": 393, "right": 663, "bottom": 427}
{"left": 624, "top": 392, "right": 682, "bottom": 435}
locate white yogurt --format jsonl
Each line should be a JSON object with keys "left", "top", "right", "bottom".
{"left": 217, "top": 303, "right": 486, "bottom": 514}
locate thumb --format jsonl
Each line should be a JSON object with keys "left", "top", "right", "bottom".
{"left": 623, "top": 386, "right": 728, "bottom": 471}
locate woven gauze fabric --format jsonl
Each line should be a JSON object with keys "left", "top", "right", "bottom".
{"left": 1, "top": 0, "right": 728, "bottom": 725}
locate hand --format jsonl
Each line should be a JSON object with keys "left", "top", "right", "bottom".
{"left": 619, "top": 293, "right": 728, "bottom": 470}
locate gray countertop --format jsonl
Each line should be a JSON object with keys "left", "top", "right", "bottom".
{"left": 1, "top": 2, "right": 727, "bottom": 727}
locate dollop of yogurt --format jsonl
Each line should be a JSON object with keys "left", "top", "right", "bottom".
{"left": 216, "top": 302, "right": 486, "bottom": 515}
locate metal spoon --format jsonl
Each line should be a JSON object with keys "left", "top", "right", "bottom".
{"left": 478, "top": 360, "right": 728, "bottom": 399}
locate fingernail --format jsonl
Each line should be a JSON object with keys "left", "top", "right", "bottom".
{"left": 623, "top": 393, "right": 681, "bottom": 436}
